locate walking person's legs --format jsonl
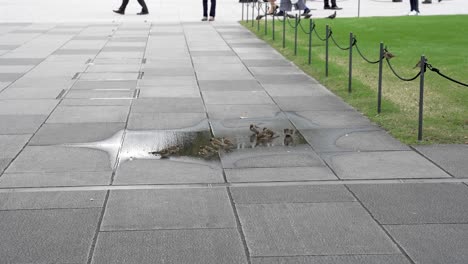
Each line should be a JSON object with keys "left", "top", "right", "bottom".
{"left": 137, "top": 0, "right": 149, "bottom": 14}
{"left": 202, "top": 0, "right": 208, "bottom": 20}
{"left": 113, "top": 0, "right": 129, "bottom": 14}
{"left": 209, "top": 0, "right": 216, "bottom": 18}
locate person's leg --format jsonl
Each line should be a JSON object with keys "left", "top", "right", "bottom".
{"left": 413, "top": 0, "right": 419, "bottom": 12}
{"left": 209, "top": 0, "right": 216, "bottom": 17}
{"left": 203, "top": 0, "right": 208, "bottom": 17}
{"left": 119, "top": 0, "right": 129, "bottom": 11}
{"left": 324, "top": 0, "right": 330, "bottom": 8}
{"left": 331, "top": 0, "right": 337, "bottom": 7}
{"left": 279, "top": 0, "right": 292, "bottom": 12}
{"left": 137, "top": 0, "right": 149, "bottom": 13}
{"left": 268, "top": 0, "right": 277, "bottom": 14}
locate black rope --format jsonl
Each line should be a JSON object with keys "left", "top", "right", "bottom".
{"left": 298, "top": 19, "right": 313, "bottom": 35}
{"left": 312, "top": 27, "right": 327, "bottom": 41}
{"left": 385, "top": 58, "right": 421, "bottom": 82}
{"left": 354, "top": 42, "right": 381, "bottom": 64}
{"left": 427, "top": 64, "right": 468, "bottom": 87}
{"left": 286, "top": 16, "right": 299, "bottom": 29}
{"left": 329, "top": 32, "right": 356, "bottom": 50}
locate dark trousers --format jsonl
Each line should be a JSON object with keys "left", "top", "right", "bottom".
{"left": 409, "top": 0, "right": 419, "bottom": 11}
{"left": 120, "top": 0, "right": 148, "bottom": 12}
{"left": 324, "top": 0, "right": 337, "bottom": 7}
{"left": 203, "top": 0, "right": 216, "bottom": 17}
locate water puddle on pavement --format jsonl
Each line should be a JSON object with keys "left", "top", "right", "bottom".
{"left": 58, "top": 112, "right": 312, "bottom": 171}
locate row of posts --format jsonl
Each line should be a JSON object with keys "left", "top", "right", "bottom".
{"left": 241, "top": 1, "right": 427, "bottom": 141}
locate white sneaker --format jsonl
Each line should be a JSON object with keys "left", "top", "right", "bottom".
{"left": 408, "top": 10, "right": 416, "bottom": 15}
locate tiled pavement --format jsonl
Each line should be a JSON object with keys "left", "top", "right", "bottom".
{"left": 0, "top": 19, "right": 467, "bottom": 264}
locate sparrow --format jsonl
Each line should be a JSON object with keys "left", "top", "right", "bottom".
{"left": 327, "top": 11, "right": 337, "bottom": 19}
{"left": 283, "top": 128, "right": 295, "bottom": 146}
{"left": 250, "top": 124, "right": 261, "bottom": 134}
{"left": 149, "top": 145, "right": 181, "bottom": 159}
{"left": 383, "top": 50, "right": 395, "bottom": 59}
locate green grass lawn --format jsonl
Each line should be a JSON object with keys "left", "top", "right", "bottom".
{"left": 240, "top": 15, "right": 468, "bottom": 144}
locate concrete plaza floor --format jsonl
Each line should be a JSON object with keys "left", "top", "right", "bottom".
{"left": 0, "top": 0, "right": 467, "bottom": 263}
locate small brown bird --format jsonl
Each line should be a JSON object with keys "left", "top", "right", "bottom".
{"left": 283, "top": 129, "right": 295, "bottom": 146}
{"left": 327, "top": 11, "right": 337, "bottom": 19}
{"left": 383, "top": 51, "right": 395, "bottom": 59}
{"left": 262, "top": 127, "right": 275, "bottom": 137}
{"left": 149, "top": 145, "right": 181, "bottom": 159}
{"left": 250, "top": 124, "right": 261, "bottom": 134}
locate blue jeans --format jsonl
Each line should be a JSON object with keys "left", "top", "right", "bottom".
{"left": 203, "top": 0, "right": 216, "bottom": 17}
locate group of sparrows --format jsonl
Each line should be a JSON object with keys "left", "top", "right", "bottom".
{"left": 198, "top": 137, "right": 235, "bottom": 159}
{"left": 250, "top": 124, "right": 296, "bottom": 147}
{"left": 149, "top": 124, "right": 297, "bottom": 159}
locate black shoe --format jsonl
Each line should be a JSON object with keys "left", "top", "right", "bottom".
{"left": 137, "top": 11, "right": 149, "bottom": 15}
{"left": 275, "top": 10, "right": 285, "bottom": 16}
{"left": 303, "top": 8, "right": 311, "bottom": 15}
{"left": 331, "top": 6, "right": 343, "bottom": 10}
{"left": 324, "top": 6, "right": 331, "bottom": 9}
{"left": 113, "top": 9, "right": 125, "bottom": 15}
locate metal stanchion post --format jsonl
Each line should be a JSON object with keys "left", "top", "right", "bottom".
{"left": 265, "top": 2, "right": 268, "bottom": 35}
{"left": 246, "top": 3, "right": 249, "bottom": 23}
{"left": 294, "top": 15, "right": 298, "bottom": 55}
{"left": 257, "top": 3, "right": 260, "bottom": 31}
{"left": 418, "top": 55, "right": 426, "bottom": 141}
{"left": 377, "top": 42, "right": 384, "bottom": 113}
{"left": 252, "top": 2, "right": 255, "bottom": 27}
{"left": 308, "top": 19, "right": 312, "bottom": 65}
{"left": 348, "top": 32, "right": 354, "bottom": 93}
{"left": 282, "top": 12, "right": 286, "bottom": 49}
{"left": 272, "top": 13, "right": 275, "bottom": 40}
{"left": 242, "top": 2, "right": 244, "bottom": 21}
{"left": 325, "top": 25, "right": 330, "bottom": 77}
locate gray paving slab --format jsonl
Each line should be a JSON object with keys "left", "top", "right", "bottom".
{"left": 143, "top": 67, "right": 195, "bottom": 77}
{"left": 225, "top": 167, "right": 337, "bottom": 182}
{"left": 0, "top": 65, "right": 34, "bottom": 73}
{"left": 0, "top": 87, "right": 64, "bottom": 99}
{"left": 263, "top": 83, "right": 332, "bottom": 97}
{"left": 0, "top": 191, "right": 106, "bottom": 210}
{"left": 65, "top": 90, "right": 134, "bottom": 99}
{"left": 197, "top": 71, "right": 255, "bottom": 81}
{"left": 101, "top": 188, "right": 236, "bottom": 231}
{"left": 79, "top": 72, "right": 140, "bottom": 80}
{"left": 114, "top": 159, "right": 223, "bottom": 185}
{"left": 0, "top": 82, "right": 9, "bottom": 90}
{"left": 0, "top": 58, "right": 43, "bottom": 65}
{"left": 250, "top": 67, "right": 304, "bottom": 76}
{"left": 97, "top": 51, "right": 144, "bottom": 59}
{"left": 102, "top": 46, "right": 145, "bottom": 52}
{"left": 385, "top": 224, "right": 468, "bottom": 264}
{"left": 72, "top": 80, "right": 137, "bottom": 90}
{"left": 0, "top": 158, "right": 10, "bottom": 174}
{"left": 54, "top": 49, "right": 100, "bottom": 55}
{"left": 254, "top": 75, "right": 315, "bottom": 86}
{"left": 0, "top": 115, "right": 47, "bottom": 134}
{"left": 203, "top": 91, "right": 274, "bottom": 105}
{"left": 414, "top": 144, "right": 468, "bottom": 178}
{"left": 192, "top": 55, "right": 242, "bottom": 64}
{"left": 274, "top": 96, "right": 354, "bottom": 111}
{"left": 348, "top": 183, "right": 468, "bottom": 224}
{"left": 237, "top": 202, "right": 399, "bottom": 256}
{"left": 8, "top": 78, "right": 75, "bottom": 90}
{"left": 301, "top": 128, "right": 409, "bottom": 153}
{"left": 6, "top": 146, "right": 113, "bottom": 173}
{"left": 138, "top": 86, "right": 200, "bottom": 98}
{"left": 60, "top": 98, "right": 133, "bottom": 106}
{"left": 0, "top": 171, "right": 111, "bottom": 187}
{"left": 0, "top": 134, "right": 31, "bottom": 159}
{"left": 285, "top": 110, "right": 376, "bottom": 129}
{"left": 30, "top": 122, "right": 125, "bottom": 145}
{"left": 221, "top": 146, "right": 326, "bottom": 169}
{"left": 191, "top": 50, "right": 236, "bottom": 57}
{"left": 92, "top": 229, "right": 247, "bottom": 264}
{"left": 131, "top": 98, "right": 205, "bottom": 113}
{"left": 46, "top": 105, "right": 129, "bottom": 123}
{"left": 137, "top": 76, "right": 198, "bottom": 88}
{"left": 231, "top": 185, "right": 355, "bottom": 204}
{"left": 198, "top": 80, "right": 263, "bottom": 91}
{"left": 86, "top": 64, "right": 142, "bottom": 73}
{"left": 206, "top": 104, "right": 281, "bottom": 120}
{"left": 251, "top": 255, "right": 411, "bottom": 264}
{"left": 242, "top": 59, "right": 293, "bottom": 67}
{"left": 128, "top": 112, "right": 209, "bottom": 130}
{"left": 0, "top": 208, "right": 101, "bottom": 264}
{"left": 0, "top": 73, "right": 23, "bottom": 82}
{"left": 324, "top": 151, "right": 451, "bottom": 179}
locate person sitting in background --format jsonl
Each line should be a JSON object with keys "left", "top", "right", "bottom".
{"left": 324, "top": 0, "right": 342, "bottom": 10}
{"left": 275, "top": 0, "right": 311, "bottom": 17}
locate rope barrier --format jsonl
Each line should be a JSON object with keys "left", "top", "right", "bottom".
{"left": 298, "top": 19, "right": 313, "bottom": 35}
{"left": 385, "top": 58, "right": 421, "bottom": 82}
{"left": 286, "top": 16, "right": 299, "bottom": 29}
{"left": 329, "top": 32, "right": 356, "bottom": 50}
{"left": 312, "top": 27, "right": 327, "bottom": 41}
{"left": 354, "top": 42, "right": 381, "bottom": 64}
{"left": 427, "top": 64, "right": 468, "bottom": 87}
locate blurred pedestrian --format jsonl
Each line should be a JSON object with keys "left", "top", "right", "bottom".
{"left": 408, "top": 0, "right": 420, "bottom": 15}
{"left": 113, "top": 0, "right": 149, "bottom": 15}
{"left": 202, "top": 0, "right": 216, "bottom": 21}
{"left": 276, "top": 0, "right": 311, "bottom": 16}
{"left": 324, "top": 0, "right": 342, "bottom": 10}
